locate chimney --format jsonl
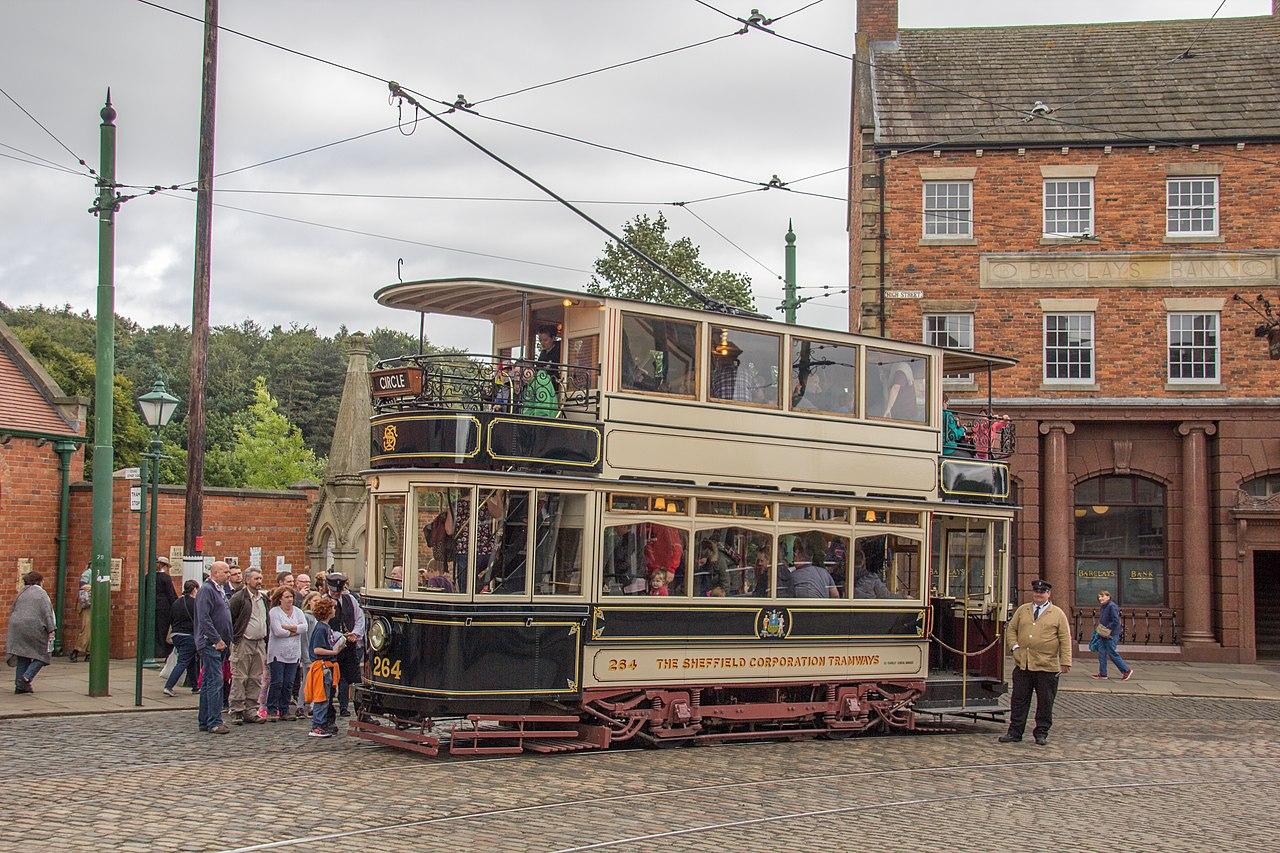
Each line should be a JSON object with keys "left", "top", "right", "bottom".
{"left": 857, "top": 0, "right": 899, "bottom": 43}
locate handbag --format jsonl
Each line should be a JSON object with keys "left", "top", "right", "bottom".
{"left": 1095, "top": 623, "right": 1113, "bottom": 639}
{"left": 158, "top": 649, "right": 178, "bottom": 679}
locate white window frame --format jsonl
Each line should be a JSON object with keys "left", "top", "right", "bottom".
{"left": 923, "top": 313, "right": 974, "bottom": 385}
{"left": 1043, "top": 313, "right": 1095, "bottom": 384}
{"left": 1043, "top": 178, "right": 1094, "bottom": 237}
{"left": 1165, "top": 177, "right": 1219, "bottom": 237}
{"left": 922, "top": 181, "right": 973, "bottom": 238}
{"left": 1166, "top": 312, "right": 1220, "bottom": 384}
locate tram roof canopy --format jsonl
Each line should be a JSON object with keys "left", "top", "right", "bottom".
{"left": 375, "top": 278, "right": 1016, "bottom": 372}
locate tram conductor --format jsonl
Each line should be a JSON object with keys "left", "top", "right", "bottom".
{"left": 1000, "top": 579, "right": 1071, "bottom": 746}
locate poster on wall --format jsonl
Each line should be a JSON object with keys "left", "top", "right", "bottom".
{"left": 16, "top": 557, "right": 33, "bottom": 591}
{"left": 249, "top": 547, "right": 262, "bottom": 570}
{"left": 110, "top": 558, "right": 123, "bottom": 591}
{"left": 169, "top": 545, "right": 184, "bottom": 566}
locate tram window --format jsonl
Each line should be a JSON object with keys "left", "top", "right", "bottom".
{"left": 534, "top": 492, "right": 586, "bottom": 596}
{"left": 866, "top": 349, "right": 928, "bottom": 424}
{"left": 694, "top": 527, "right": 772, "bottom": 597}
{"left": 889, "top": 511, "right": 921, "bottom": 527}
{"left": 374, "top": 497, "right": 406, "bottom": 590}
{"left": 696, "top": 499, "right": 771, "bottom": 520}
{"left": 854, "top": 534, "right": 921, "bottom": 600}
{"left": 567, "top": 335, "right": 599, "bottom": 392}
{"left": 777, "top": 531, "right": 847, "bottom": 599}
{"left": 608, "top": 493, "right": 688, "bottom": 514}
{"left": 601, "top": 522, "right": 689, "bottom": 597}
{"left": 778, "top": 504, "right": 849, "bottom": 523}
{"left": 708, "top": 326, "right": 781, "bottom": 407}
{"left": 619, "top": 314, "right": 698, "bottom": 397}
{"left": 475, "top": 489, "right": 530, "bottom": 595}
{"left": 790, "top": 338, "right": 857, "bottom": 416}
{"left": 414, "top": 487, "right": 470, "bottom": 594}
{"left": 945, "top": 529, "right": 987, "bottom": 601}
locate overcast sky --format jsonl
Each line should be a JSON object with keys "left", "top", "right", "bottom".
{"left": 1, "top": 0, "right": 1271, "bottom": 351}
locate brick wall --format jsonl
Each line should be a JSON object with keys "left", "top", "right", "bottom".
{"left": 57, "top": 479, "right": 318, "bottom": 658}
{"left": 871, "top": 143, "right": 1280, "bottom": 394}
{"left": 856, "top": 0, "right": 898, "bottom": 42}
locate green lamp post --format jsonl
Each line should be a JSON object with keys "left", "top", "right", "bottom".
{"left": 137, "top": 379, "right": 180, "bottom": 668}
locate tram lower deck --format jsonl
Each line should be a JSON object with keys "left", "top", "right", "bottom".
{"left": 352, "top": 472, "right": 1011, "bottom": 756}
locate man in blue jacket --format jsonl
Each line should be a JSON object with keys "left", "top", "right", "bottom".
{"left": 195, "top": 560, "right": 234, "bottom": 733}
{"left": 1092, "top": 590, "right": 1134, "bottom": 681}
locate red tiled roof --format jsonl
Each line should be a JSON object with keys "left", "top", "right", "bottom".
{"left": 0, "top": 339, "right": 77, "bottom": 435}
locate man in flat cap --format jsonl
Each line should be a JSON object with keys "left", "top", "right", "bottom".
{"left": 1000, "top": 579, "right": 1072, "bottom": 746}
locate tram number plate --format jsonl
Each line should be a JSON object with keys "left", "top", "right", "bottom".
{"left": 371, "top": 656, "right": 402, "bottom": 680}
{"left": 607, "top": 658, "right": 638, "bottom": 672}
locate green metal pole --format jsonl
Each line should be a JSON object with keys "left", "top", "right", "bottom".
{"left": 88, "top": 92, "right": 118, "bottom": 697}
{"left": 143, "top": 434, "right": 162, "bottom": 667}
{"left": 784, "top": 220, "right": 797, "bottom": 325}
{"left": 134, "top": 458, "right": 148, "bottom": 706}
{"left": 52, "top": 441, "right": 75, "bottom": 655}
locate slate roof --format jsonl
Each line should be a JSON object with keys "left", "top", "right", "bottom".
{"left": 868, "top": 14, "right": 1280, "bottom": 147}
{"left": 0, "top": 317, "right": 79, "bottom": 437}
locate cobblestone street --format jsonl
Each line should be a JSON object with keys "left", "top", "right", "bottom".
{"left": 3, "top": 694, "right": 1278, "bottom": 852}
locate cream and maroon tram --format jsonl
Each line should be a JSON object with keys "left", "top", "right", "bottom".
{"left": 352, "top": 278, "right": 1016, "bottom": 756}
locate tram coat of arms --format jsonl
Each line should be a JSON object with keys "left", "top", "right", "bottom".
{"left": 759, "top": 609, "right": 787, "bottom": 639}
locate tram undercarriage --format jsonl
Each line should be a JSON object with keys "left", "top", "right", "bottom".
{"left": 351, "top": 678, "right": 930, "bottom": 757}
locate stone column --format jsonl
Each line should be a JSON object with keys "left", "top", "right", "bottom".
{"left": 1178, "top": 421, "right": 1218, "bottom": 650}
{"left": 1039, "top": 421, "right": 1075, "bottom": 605}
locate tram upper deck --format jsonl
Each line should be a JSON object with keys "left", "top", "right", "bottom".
{"left": 370, "top": 278, "right": 1015, "bottom": 504}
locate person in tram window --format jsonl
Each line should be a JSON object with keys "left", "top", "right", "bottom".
{"left": 644, "top": 524, "right": 684, "bottom": 596}
{"left": 419, "top": 560, "right": 455, "bottom": 593}
{"left": 881, "top": 359, "right": 920, "bottom": 421}
{"left": 695, "top": 539, "right": 729, "bottom": 597}
{"left": 783, "top": 537, "right": 839, "bottom": 599}
{"left": 751, "top": 551, "right": 771, "bottom": 597}
{"left": 711, "top": 341, "right": 756, "bottom": 402}
{"left": 386, "top": 565, "right": 403, "bottom": 590}
{"left": 853, "top": 549, "right": 891, "bottom": 599}
{"left": 535, "top": 325, "right": 562, "bottom": 366}
{"left": 426, "top": 495, "right": 469, "bottom": 590}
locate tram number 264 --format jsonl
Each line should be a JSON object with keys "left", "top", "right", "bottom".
{"left": 607, "top": 658, "right": 638, "bottom": 672}
{"left": 371, "top": 656, "right": 402, "bottom": 680}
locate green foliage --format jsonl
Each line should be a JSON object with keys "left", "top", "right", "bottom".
{"left": 587, "top": 212, "right": 756, "bottom": 311}
{"left": 230, "top": 376, "right": 324, "bottom": 490}
{"left": 9, "top": 325, "right": 148, "bottom": 474}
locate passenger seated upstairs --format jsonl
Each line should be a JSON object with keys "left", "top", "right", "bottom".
{"left": 784, "top": 538, "right": 839, "bottom": 599}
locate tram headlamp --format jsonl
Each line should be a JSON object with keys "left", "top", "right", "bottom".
{"left": 367, "top": 617, "right": 390, "bottom": 652}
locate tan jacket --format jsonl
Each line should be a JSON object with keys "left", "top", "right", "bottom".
{"left": 1006, "top": 602, "right": 1072, "bottom": 672}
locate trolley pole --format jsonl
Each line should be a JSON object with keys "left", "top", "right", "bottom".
{"left": 783, "top": 220, "right": 797, "bottom": 325}
{"left": 88, "top": 92, "right": 118, "bottom": 697}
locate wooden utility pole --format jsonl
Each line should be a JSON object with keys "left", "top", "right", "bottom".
{"left": 184, "top": 0, "right": 219, "bottom": 556}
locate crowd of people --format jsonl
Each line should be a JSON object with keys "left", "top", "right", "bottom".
{"left": 160, "top": 561, "right": 364, "bottom": 737}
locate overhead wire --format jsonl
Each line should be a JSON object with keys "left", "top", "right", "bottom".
{"left": 0, "top": 142, "right": 92, "bottom": 176}
{"left": 0, "top": 85, "right": 96, "bottom": 177}
{"left": 155, "top": 190, "right": 593, "bottom": 274}
{"left": 769, "top": 0, "right": 828, "bottom": 25}
{"left": 0, "top": 149, "right": 90, "bottom": 176}
{"left": 679, "top": 205, "right": 782, "bottom": 281}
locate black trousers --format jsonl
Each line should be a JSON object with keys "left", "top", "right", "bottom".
{"left": 1007, "top": 667, "right": 1059, "bottom": 739}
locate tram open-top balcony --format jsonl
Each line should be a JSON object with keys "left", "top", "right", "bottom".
{"left": 369, "top": 278, "right": 1016, "bottom": 501}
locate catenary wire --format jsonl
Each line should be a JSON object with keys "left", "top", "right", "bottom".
{"left": 679, "top": 204, "right": 783, "bottom": 280}
{"left": 0, "top": 145, "right": 91, "bottom": 177}
{"left": 0, "top": 85, "right": 96, "bottom": 176}
{"left": 155, "top": 190, "right": 593, "bottom": 274}
{"left": 769, "top": 0, "right": 827, "bottom": 24}
{"left": 472, "top": 30, "right": 745, "bottom": 106}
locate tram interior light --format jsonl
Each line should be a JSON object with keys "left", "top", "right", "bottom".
{"left": 1091, "top": 505, "right": 1110, "bottom": 515}
{"left": 714, "top": 329, "right": 731, "bottom": 357}
{"left": 654, "top": 497, "right": 667, "bottom": 511}
{"left": 666, "top": 502, "right": 678, "bottom": 513}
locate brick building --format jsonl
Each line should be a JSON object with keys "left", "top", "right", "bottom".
{"left": 851, "top": 2, "right": 1280, "bottom": 661}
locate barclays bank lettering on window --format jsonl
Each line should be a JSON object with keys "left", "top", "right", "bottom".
{"left": 979, "top": 252, "right": 1279, "bottom": 289}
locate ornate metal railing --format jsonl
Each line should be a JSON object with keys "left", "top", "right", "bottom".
{"left": 944, "top": 409, "right": 1015, "bottom": 459}
{"left": 372, "top": 353, "right": 600, "bottom": 418}
{"left": 1072, "top": 606, "right": 1179, "bottom": 646}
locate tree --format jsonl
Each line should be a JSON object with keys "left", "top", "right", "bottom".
{"left": 230, "top": 376, "right": 324, "bottom": 490}
{"left": 587, "top": 213, "right": 755, "bottom": 311}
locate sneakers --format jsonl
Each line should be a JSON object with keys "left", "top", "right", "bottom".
{"left": 163, "top": 687, "right": 176, "bottom": 697}
{"left": 1089, "top": 674, "right": 1109, "bottom": 680}
{"left": 997, "top": 734, "right": 1022, "bottom": 743}
{"left": 308, "top": 727, "right": 332, "bottom": 738}
{"left": 208, "top": 724, "right": 230, "bottom": 735}
{"left": 1121, "top": 669, "right": 1134, "bottom": 681}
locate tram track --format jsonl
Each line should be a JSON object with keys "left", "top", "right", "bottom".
{"left": 550, "top": 777, "right": 1280, "bottom": 852}
{"left": 211, "top": 753, "right": 1278, "bottom": 853}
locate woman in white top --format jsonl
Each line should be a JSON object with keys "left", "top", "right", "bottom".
{"left": 266, "top": 588, "right": 308, "bottom": 721}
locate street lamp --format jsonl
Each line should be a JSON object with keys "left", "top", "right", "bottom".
{"left": 134, "top": 379, "right": 180, "bottom": 706}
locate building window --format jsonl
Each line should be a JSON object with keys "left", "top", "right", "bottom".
{"left": 1167, "top": 312, "right": 1219, "bottom": 383}
{"left": 1043, "top": 179, "right": 1093, "bottom": 236}
{"left": 1242, "top": 474, "right": 1280, "bottom": 499}
{"left": 1166, "top": 177, "right": 1218, "bottom": 236}
{"left": 923, "top": 181, "right": 972, "bottom": 237}
{"left": 1075, "top": 475, "right": 1166, "bottom": 606}
{"left": 924, "top": 313, "right": 974, "bottom": 384}
{"left": 1043, "top": 313, "right": 1094, "bottom": 383}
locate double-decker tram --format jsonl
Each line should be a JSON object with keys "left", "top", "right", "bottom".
{"left": 353, "top": 277, "right": 1017, "bottom": 756}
